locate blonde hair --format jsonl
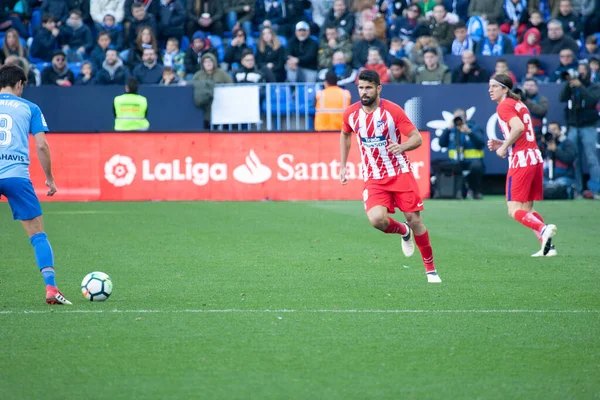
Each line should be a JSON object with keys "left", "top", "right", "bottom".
{"left": 3, "top": 29, "right": 24, "bottom": 58}
{"left": 258, "top": 27, "right": 281, "bottom": 52}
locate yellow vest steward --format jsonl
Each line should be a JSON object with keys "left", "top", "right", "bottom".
{"left": 114, "top": 94, "right": 150, "bottom": 131}
{"left": 314, "top": 86, "right": 351, "bottom": 131}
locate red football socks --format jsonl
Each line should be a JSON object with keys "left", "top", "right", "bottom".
{"left": 384, "top": 217, "right": 408, "bottom": 235}
{"left": 513, "top": 209, "right": 545, "bottom": 232}
{"left": 532, "top": 211, "right": 545, "bottom": 242}
{"left": 414, "top": 231, "right": 436, "bottom": 273}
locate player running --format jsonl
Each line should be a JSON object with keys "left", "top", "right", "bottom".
{"left": 0, "top": 65, "right": 71, "bottom": 304}
{"left": 340, "top": 70, "right": 441, "bottom": 283}
{"left": 488, "top": 74, "right": 557, "bottom": 257}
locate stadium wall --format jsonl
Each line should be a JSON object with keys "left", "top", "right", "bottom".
{"left": 18, "top": 132, "right": 430, "bottom": 202}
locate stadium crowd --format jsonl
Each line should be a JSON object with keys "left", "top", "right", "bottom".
{"left": 0, "top": 0, "right": 598, "bottom": 86}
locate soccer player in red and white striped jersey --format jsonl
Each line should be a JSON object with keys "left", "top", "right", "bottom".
{"left": 340, "top": 70, "right": 441, "bottom": 283}
{"left": 488, "top": 74, "right": 557, "bottom": 257}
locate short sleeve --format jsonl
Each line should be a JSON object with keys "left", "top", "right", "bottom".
{"left": 342, "top": 107, "right": 353, "bottom": 133}
{"left": 30, "top": 104, "right": 49, "bottom": 135}
{"left": 393, "top": 106, "right": 417, "bottom": 137}
{"left": 497, "top": 101, "right": 519, "bottom": 124}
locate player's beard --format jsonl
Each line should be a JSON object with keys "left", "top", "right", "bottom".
{"left": 361, "top": 95, "right": 376, "bottom": 107}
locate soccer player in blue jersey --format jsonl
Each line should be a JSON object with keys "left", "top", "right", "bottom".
{"left": 0, "top": 65, "right": 71, "bottom": 305}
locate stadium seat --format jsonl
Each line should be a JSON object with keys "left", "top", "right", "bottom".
{"left": 208, "top": 35, "right": 225, "bottom": 63}
{"left": 310, "top": 35, "right": 319, "bottom": 43}
{"left": 260, "top": 84, "right": 292, "bottom": 114}
{"left": 277, "top": 35, "right": 287, "bottom": 48}
{"left": 293, "top": 84, "right": 317, "bottom": 115}
{"left": 69, "top": 62, "right": 82, "bottom": 77}
{"left": 180, "top": 35, "right": 190, "bottom": 50}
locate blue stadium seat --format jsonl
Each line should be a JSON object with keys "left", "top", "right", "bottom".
{"left": 310, "top": 35, "right": 318, "bottom": 43}
{"left": 208, "top": 35, "right": 225, "bottom": 62}
{"left": 35, "top": 62, "right": 50, "bottom": 72}
{"left": 277, "top": 35, "right": 287, "bottom": 48}
{"left": 260, "top": 85, "right": 292, "bottom": 114}
{"left": 69, "top": 62, "right": 82, "bottom": 77}
{"left": 180, "top": 35, "right": 190, "bottom": 50}
{"left": 293, "top": 84, "right": 317, "bottom": 115}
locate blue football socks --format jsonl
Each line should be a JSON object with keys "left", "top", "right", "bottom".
{"left": 30, "top": 232, "right": 56, "bottom": 287}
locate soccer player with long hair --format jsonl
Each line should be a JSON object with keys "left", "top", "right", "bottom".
{"left": 488, "top": 73, "right": 557, "bottom": 257}
{"left": 340, "top": 69, "right": 441, "bottom": 283}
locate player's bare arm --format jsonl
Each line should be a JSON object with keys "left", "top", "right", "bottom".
{"left": 487, "top": 138, "right": 505, "bottom": 152}
{"left": 496, "top": 117, "right": 524, "bottom": 158}
{"left": 34, "top": 131, "right": 57, "bottom": 196}
{"left": 339, "top": 129, "right": 352, "bottom": 185}
{"left": 386, "top": 129, "right": 422, "bottom": 155}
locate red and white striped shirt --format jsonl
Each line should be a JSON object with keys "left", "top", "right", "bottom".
{"left": 497, "top": 97, "right": 543, "bottom": 169}
{"left": 342, "top": 99, "right": 418, "bottom": 181}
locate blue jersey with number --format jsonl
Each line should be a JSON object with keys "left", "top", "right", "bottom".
{"left": 0, "top": 93, "right": 49, "bottom": 180}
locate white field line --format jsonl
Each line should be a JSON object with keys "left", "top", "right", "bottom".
{"left": 0, "top": 309, "right": 598, "bottom": 315}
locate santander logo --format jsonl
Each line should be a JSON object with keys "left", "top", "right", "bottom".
{"left": 233, "top": 149, "right": 272, "bottom": 184}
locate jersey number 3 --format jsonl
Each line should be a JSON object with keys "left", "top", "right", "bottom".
{"left": 0, "top": 113, "right": 13, "bottom": 147}
{"left": 522, "top": 113, "right": 535, "bottom": 142}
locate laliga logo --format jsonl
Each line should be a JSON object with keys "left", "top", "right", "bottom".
{"left": 233, "top": 149, "right": 272, "bottom": 184}
{"left": 104, "top": 154, "right": 136, "bottom": 187}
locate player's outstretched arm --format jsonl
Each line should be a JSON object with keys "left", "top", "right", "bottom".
{"left": 496, "top": 117, "right": 524, "bottom": 158}
{"left": 340, "top": 130, "right": 352, "bottom": 185}
{"left": 34, "top": 132, "right": 57, "bottom": 196}
{"left": 386, "top": 129, "right": 422, "bottom": 155}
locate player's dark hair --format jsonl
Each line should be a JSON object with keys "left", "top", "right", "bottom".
{"left": 358, "top": 69, "right": 380, "bottom": 86}
{"left": 126, "top": 77, "right": 139, "bottom": 94}
{"left": 492, "top": 73, "right": 520, "bottom": 100}
{"left": 0, "top": 64, "right": 27, "bottom": 89}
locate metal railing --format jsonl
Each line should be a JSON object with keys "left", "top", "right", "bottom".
{"left": 210, "top": 82, "right": 324, "bottom": 132}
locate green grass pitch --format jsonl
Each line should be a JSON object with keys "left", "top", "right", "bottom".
{"left": 1, "top": 199, "right": 599, "bottom": 400}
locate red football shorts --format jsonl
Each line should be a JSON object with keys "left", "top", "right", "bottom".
{"left": 363, "top": 174, "right": 424, "bottom": 214}
{"left": 506, "top": 164, "right": 543, "bottom": 202}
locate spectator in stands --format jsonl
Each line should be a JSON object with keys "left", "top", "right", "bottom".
{"left": 541, "top": 19, "right": 579, "bottom": 54}
{"left": 442, "top": 0, "right": 470, "bottom": 22}
{"left": 256, "top": 26, "right": 286, "bottom": 82}
{"left": 556, "top": 0, "right": 582, "bottom": 40}
{"left": 428, "top": 4, "right": 454, "bottom": 53}
{"left": 90, "top": 0, "right": 125, "bottom": 29}
{"left": 126, "top": 27, "right": 158, "bottom": 71}
{"left": 388, "top": 37, "right": 408, "bottom": 60}
{"left": 285, "top": 21, "right": 319, "bottom": 83}
{"left": 549, "top": 48, "right": 578, "bottom": 82}
{"left": 4, "top": 56, "right": 38, "bottom": 86}
{"left": 184, "top": 31, "right": 218, "bottom": 75}
{"left": 357, "top": 48, "right": 390, "bottom": 83}
{"left": 158, "top": 0, "right": 185, "bottom": 43}
{"left": 353, "top": 0, "right": 387, "bottom": 43}
{"left": 314, "top": 70, "right": 351, "bottom": 131}
{"left": 589, "top": 57, "right": 600, "bottom": 82}
{"left": 133, "top": 47, "right": 163, "bottom": 84}
{"left": 310, "top": 0, "right": 331, "bottom": 28}
{"left": 186, "top": 0, "right": 225, "bottom": 37}
{"left": 1, "top": 29, "right": 25, "bottom": 64}
{"left": 254, "top": 0, "right": 285, "bottom": 34}
{"left": 542, "top": 121, "right": 576, "bottom": 190}
{"left": 127, "top": 3, "right": 157, "bottom": 49}
{"left": 162, "top": 38, "right": 186, "bottom": 78}
{"left": 114, "top": 77, "right": 149, "bottom": 131}
{"left": 317, "top": 51, "right": 357, "bottom": 86}
{"left": 352, "top": 21, "right": 387, "bottom": 70}
{"left": 522, "top": 58, "right": 549, "bottom": 83}
{"left": 525, "top": 11, "right": 547, "bottom": 40}
{"left": 452, "top": 50, "right": 490, "bottom": 83}
{"left": 74, "top": 61, "right": 95, "bottom": 85}
{"left": 475, "top": 22, "right": 514, "bottom": 56}
{"left": 124, "top": 0, "right": 159, "bottom": 25}
{"left": 191, "top": 53, "right": 233, "bottom": 128}
{"left": 279, "top": 0, "right": 311, "bottom": 39}
{"left": 325, "top": 0, "right": 354, "bottom": 39}
{"left": 528, "top": 0, "right": 560, "bottom": 20}
{"left": 68, "top": 0, "right": 93, "bottom": 26}
{"left": 514, "top": 27, "right": 542, "bottom": 55}
{"left": 234, "top": 49, "right": 275, "bottom": 83}
{"left": 389, "top": 58, "right": 413, "bottom": 83}
{"left": 41, "top": 0, "right": 69, "bottom": 26}
{"left": 224, "top": 27, "right": 252, "bottom": 70}
{"left": 439, "top": 108, "right": 486, "bottom": 199}
{"left": 519, "top": 78, "right": 548, "bottom": 144}
{"left": 450, "top": 21, "right": 475, "bottom": 56}
{"left": 581, "top": 35, "right": 600, "bottom": 58}
{"left": 467, "top": 0, "right": 504, "bottom": 24}
{"left": 160, "top": 66, "right": 184, "bottom": 85}
{"left": 60, "top": 10, "right": 93, "bottom": 62}
{"left": 389, "top": 4, "right": 428, "bottom": 48}
{"left": 41, "top": 50, "right": 75, "bottom": 86}
{"left": 493, "top": 59, "right": 517, "bottom": 83}
{"left": 560, "top": 61, "right": 600, "bottom": 198}
{"left": 96, "top": 48, "right": 128, "bottom": 85}
{"left": 415, "top": 48, "right": 451, "bottom": 84}
{"left": 31, "top": 15, "right": 61, "bottom": 62}
{"left": 410, "top": 35, "right": 443, "bottom": 67}
{"left": 226, "top": 0, "right": 255, "bottom": 38}
{"left": 90, "top": 31, "right": 112, "bottom": 71}
{"left": 98, "top": 14, "right": 124, "bottom": 51}
{"left": 318, "top": 23, "right": 352, "bottom": 70}
{"left": 500, "top": 0, "right": 529, "bottom": 39}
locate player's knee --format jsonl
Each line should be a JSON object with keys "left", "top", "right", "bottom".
{"left": 405, "top": 212, "right": 421, "bottom": 227}
{"left": 367, "top": 213, "right": 387, "bottom": 230}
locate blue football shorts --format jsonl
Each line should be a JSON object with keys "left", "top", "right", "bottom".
{"left": 0, "top": 177, "right": 43, "bottom": 220}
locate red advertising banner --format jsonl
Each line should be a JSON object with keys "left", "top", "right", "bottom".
{"left": 8, "top": 132, "right": 430, "bottom": 202}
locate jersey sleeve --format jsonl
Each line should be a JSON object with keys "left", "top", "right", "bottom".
{"left": 342, "top": 107, "right": 354, "bottom": 133}
{"left": 497, "top": 101, "right": 519, "bottom": 125}
{"left": 393, "top": 105, "right": 417, "bottom": 137}
{"left": 30, "top": 104, "right": 49, "bottom": 135}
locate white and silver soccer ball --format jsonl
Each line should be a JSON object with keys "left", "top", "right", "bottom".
{"left": 81, "top": 272, "right": 113, "bottom": 301}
